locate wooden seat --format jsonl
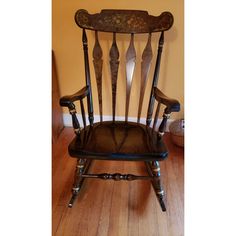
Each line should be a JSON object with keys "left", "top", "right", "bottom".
{"left": 59, "top": 9, "right": 180, "bottom": 211}
{"left": 69, "top": 121, "right": 168, "bottom": 161}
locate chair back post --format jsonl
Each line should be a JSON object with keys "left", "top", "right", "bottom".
{"left": 146, "top": 31, "right": 164, "bottom": 126}
{"left": 82, "top": 29, "right": 94, "bottom": 126}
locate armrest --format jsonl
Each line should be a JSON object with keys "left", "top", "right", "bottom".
{"left": 60, "top": 86, "right": 89, "bottom": 108}
{"left": 153, "top": 87, "right": 180, "bottom": 112}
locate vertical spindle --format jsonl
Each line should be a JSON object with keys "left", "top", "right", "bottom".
{"left": 152, "top": 102, "right": 161, "bottom": 132}
{"left": 80, "top": 99, "right": 86, "bottom": 128}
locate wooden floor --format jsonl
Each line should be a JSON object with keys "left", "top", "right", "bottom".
{"left": 52, "top": 128, "right": 184, "bottom": 236}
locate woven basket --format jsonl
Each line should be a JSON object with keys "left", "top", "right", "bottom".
{"left": 169, "top": 119, "right": 184, "bottom": 147}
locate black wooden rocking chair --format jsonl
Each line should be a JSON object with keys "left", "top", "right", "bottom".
{"left": 60, "top": 9, "right": 180, "bottom": 212}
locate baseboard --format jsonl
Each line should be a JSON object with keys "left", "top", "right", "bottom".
{"left": 62, "top": 113, "right": 174, "bottom": 132}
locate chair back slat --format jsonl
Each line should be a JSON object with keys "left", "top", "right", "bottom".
{"left": 146, "top": 32, "right": 164, "bottom": 126}
{"left": 93, "top": 31, "right": 103, "bottom": 122}
{"left": 137, "top": 33, "right": 153, "bottom": 123}
{"left": 75, "top": 9, "right": 174, "bottom": 33}
{"left": 125, "top": 34, "right": 136, "bottom": 122}
{"left": 109, "top": 33, "right": 120, "bottom": 122}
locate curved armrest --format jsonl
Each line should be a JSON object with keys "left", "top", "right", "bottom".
{"left": 60, "top": 86, "right": 89, "bottom": 107}
{"left": 153, "top": 87, "right": 180, "bottom": 112}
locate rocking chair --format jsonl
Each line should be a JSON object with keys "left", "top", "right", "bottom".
{"left": 60, "top": 9, "right": 180, "bottom": 212}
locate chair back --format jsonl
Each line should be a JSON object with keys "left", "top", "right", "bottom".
{"left": 75, "top": 9, "right": 174, "bottom": 127}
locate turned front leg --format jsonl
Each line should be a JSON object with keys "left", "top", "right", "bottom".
{"left": 68, "top": 158, "right": 86, "bottom": 208}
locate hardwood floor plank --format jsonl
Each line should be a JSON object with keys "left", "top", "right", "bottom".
{"left": 52, "top": 128, "right": 184, "bottom": 236}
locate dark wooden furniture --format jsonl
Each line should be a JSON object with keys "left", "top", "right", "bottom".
{"left": 60, "top": 9, "right": 180, "bottom": 212}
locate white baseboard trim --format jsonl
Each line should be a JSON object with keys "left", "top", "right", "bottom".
{"left": 62, "top": 113, "right": 174, "bottom": 132}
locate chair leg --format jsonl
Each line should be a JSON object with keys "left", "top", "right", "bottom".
{"left": 68, "top": 158, "right": 90, "bottom": 208}
{"left": 146, "top": 161, "right": 166, "bottom": 212}
{"left": 151, "top": 161, "right": 166, "bottom": 211}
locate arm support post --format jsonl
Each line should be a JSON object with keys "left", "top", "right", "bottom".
{"left": 60, "top": 86, "right": 90, "bottom": 135}
{"left": 69, "top": 105, "right": 81, "bottom": 135}
{"left": 153, "top": 86, "right": 180, "bottom": 138}
{"left": 158, "top": 109, "right": 170, "bottom": 138}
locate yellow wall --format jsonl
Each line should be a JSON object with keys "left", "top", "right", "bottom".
{"left": 52, "top": 0, "right": 184, "bottom": 120}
